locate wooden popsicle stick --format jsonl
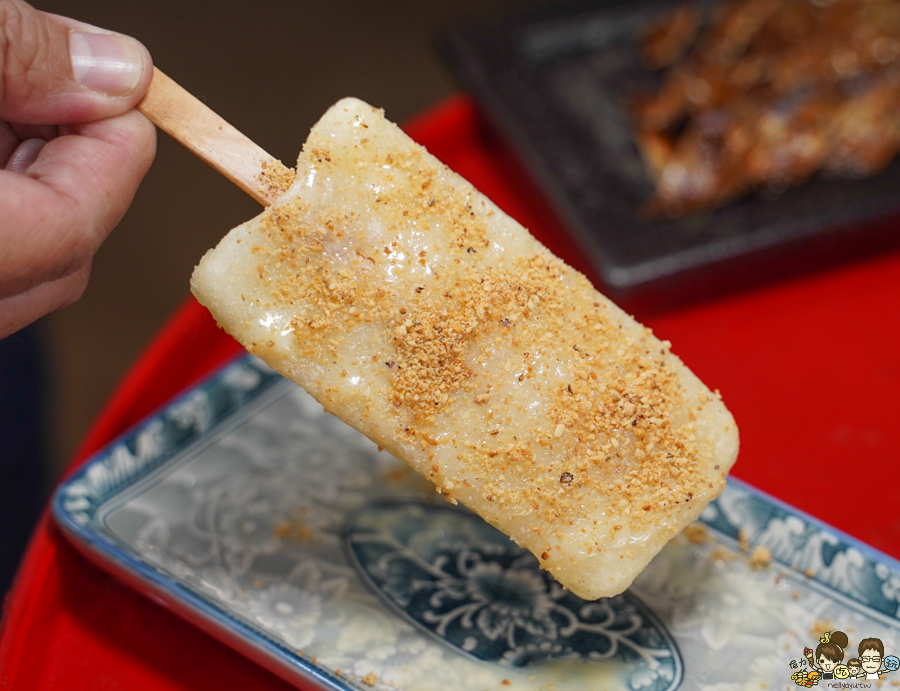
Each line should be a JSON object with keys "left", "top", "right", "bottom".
{"left": 137, "top": 67, "right": 285, "bottom": 207}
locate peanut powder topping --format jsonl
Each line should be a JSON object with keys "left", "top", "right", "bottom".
{"left": 257, "top": 158, "right": 297, "bottom": 197}
{"left": 192, "top": 98, "right": 738, "bottom": 599}
{"left": 242, "top": 111, "right": 706, "bottom": 539}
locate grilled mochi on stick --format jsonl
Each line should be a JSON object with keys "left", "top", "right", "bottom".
{"left": 191, "top": 97, "right": 739, "bottom": 600}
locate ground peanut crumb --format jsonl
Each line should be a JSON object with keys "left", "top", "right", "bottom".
{"left": 258, "top": 158, "right": 296, "bottom": 197}
{"left": 710, "top": 545, "right": 737, "bottom": 562}
{"left": 683, "top": 523, "right": 707, "bottom": 544}
{"left": 809, "top": 619, "right": 834, "bottom": 639}
{"left": 273, "top": 509, "right": 314, "bottom": 542}
{"left": 749, "top": 544, "right": 772, "bottom": 570}
{"left": 362, "top": 672, "right": 378, "bottom": 686}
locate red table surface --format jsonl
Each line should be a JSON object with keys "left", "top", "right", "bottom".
{"left": 3, "top": 96, "right": 900, "bottom": 689}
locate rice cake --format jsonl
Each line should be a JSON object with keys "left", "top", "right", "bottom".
{"left": 191, "top": 98, "right": 739, "bottom": 600}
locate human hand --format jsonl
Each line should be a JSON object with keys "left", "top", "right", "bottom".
{"left": 1, "top": 0, "right": 156, "bottom": 338}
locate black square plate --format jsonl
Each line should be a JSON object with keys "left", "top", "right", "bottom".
{"left": 442, "top": 0, "right": 900, "bottom": 308}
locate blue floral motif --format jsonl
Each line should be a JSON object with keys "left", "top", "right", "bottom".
{"left": 347, "top": 500, "right": 682, "bottom": 691}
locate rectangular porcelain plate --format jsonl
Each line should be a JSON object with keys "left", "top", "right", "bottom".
{"left": 54, "top": 355, "right": 900, "bottom": 690}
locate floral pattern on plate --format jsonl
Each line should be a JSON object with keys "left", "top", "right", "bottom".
{"left": 53, "top": 355, "right": 900, "bottom": 691}
{"left": 347, "top": 500, "right": 680, "bottom": 687}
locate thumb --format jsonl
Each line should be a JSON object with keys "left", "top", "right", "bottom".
{"left": 0, "top": 0, "right": 152, "bottom": 125}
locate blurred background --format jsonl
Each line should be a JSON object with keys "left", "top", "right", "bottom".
{"left": 1, "top": 0, "right": 543, "bottom": 593}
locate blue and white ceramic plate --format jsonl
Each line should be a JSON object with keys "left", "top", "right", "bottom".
{"left": 54, "top": 355, "right": 900, "bottom": 691}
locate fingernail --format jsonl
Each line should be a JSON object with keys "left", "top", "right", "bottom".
{"left": 70, "top": 32, "right": 144, "bottom": 96}
{"left": 6, "top": 139, "right": 47, "bottom": 174}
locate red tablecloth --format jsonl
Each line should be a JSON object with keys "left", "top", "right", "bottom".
{"left": 3, "top": 96, "right": 900, "bottom": 689}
